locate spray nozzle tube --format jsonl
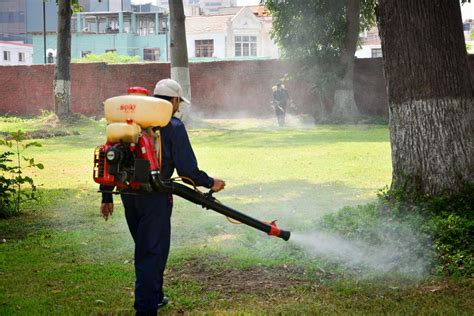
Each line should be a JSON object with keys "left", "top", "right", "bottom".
{"left": 268, "top": 220, "right": 291, "bottom": 241}
{"left": 151, "top": 172, "right": 291, "bottom": 241}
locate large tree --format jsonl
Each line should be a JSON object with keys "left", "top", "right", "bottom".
{"left": 169, "top": 0, "right": 191, "bottom": 108}
{"left": 376, "top": 0, "right": 473, "bottom": 197}
{"left": 54, "top": 0, "right": 72, "bottom": 116}
{"left": 265, "top": 0, "right": 375, "bottom": 121}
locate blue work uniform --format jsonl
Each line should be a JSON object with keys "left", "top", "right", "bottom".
{"left": 101, "top": 117, "right": 214, "bottom": 315}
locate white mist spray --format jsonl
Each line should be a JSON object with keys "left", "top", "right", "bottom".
{"left": 290, "top": 228, "right": 430, "bottom": 277}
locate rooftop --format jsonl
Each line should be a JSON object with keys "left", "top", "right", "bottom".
{"left": 186, "top": 14, "right": 233, "bottom": 33}
{"left": 210, "top": 5, "right": 270, "bottom": 17}
{"left": 0, "top": 41, "right": 33, "bottom": 47}
{"left": 185, "top": 6, "right": 272, "bottom": 34}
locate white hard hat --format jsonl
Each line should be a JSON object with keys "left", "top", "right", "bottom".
{"left": 153, "top": 79, "right": 190, "bottom": 104}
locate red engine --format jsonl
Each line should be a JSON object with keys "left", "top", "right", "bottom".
{"left": 93, "top": 131, "right": 160, "bottom": 190}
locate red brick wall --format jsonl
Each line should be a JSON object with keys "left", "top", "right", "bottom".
{"left": 1, "top": 56, "right": 473, "bottom": 117}
{"left": 0, "top": 63, "right": 170, "bottom": 116}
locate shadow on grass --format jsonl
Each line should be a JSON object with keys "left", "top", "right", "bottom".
{"left": 1, "top": 179, "right": 374, "bottom": 246}
{"left": 169, "top": 179, "right": 377, "bottom": 270}
{"left": 174, "top": 179, "right": 375, "bottom": 232}
{"left": 0, "top": 187, "right": 106, "bottom": 240}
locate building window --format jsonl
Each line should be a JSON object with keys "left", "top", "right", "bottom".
{"left": 144, "top": 48, "right": 160, "bottom": 61}
{"left": 371, "top": 48, "right": 383, "bottom": 58}
{"left": 205, "top": 2, "right": 223, "bottom": 6}
{"left": 137, "top": 15, "right": 156, "bottom": 36}
{"left": 105, "top": 49, "right": 117, "bottom": 53}
{"left": 18, "top": 52, "right": 25, "bottom": 62}
{"left": 235, "top": 36, "right": 257, "bottom": 57}
{"left": 3, "top": 51, "right": 10, "bottom": 61}
{"left": 195, "top": 39, "right": 214, "bottom": 57}
{"left": 81, "top": 51, "right": 91, "bottom": 57}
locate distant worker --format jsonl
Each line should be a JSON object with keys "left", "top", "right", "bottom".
{"left": 47, "top": 52, "right": 54, "bottom": 64}
{"left": 272, "top": 81, "right": 290, "bottom": 127}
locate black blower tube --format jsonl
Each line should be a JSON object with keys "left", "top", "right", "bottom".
{"left": 151, "top": 173, "right": 291, "bottom": 241}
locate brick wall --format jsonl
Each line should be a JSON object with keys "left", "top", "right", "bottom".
{"left": 0, "top": 56, "right": 472, "bottom": 117}
{"left": 0, "top": 63, "right": 170, "bottom": 116}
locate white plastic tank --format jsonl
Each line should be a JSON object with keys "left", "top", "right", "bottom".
{"left": 106, "top": 121, "right": 141, "bottom": 143}
{"left": 104, "top": 87, "right": 173, "bottom": 128}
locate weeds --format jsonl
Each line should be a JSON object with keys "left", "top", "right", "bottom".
{"left": 0, "top": 130, "right": 44, "bottom": 218}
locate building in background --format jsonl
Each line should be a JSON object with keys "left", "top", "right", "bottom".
{"left": 80, "top": 0, "right": 132, "bottom": 12}
{"left": 154, "top": 0, "right": 237, "bottom": 14}
{"left": 0, "top": 41, "right": 33, "bottom": 65}
{"left": 186, "top": 6, "right": 278, "bottom": 60}
{"left": 0, "top": 0, "right": 133, "bottom": 45}
{"left": 31, "top": 11, "right": 169, "bottom": 64}
{"left": 132, "top": 2, "right": 166, "bottom": 13}
{"left": 200, "top": 0, "right": 237, "bottom": 14}
{"left": 356, "top": 26, "right": 382, "bottom": 58}
{"left": 0, "top": 0, "right": 27, "bottom": 43}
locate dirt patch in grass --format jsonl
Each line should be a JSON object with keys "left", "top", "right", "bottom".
{"left": 166, "top": 257, "right": 313, "bottom": 298}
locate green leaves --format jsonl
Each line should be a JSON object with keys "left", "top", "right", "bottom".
{"left": 72, "top": 52, "right": 141, "bottom": 64}
{"left": 265, "top": 0, "right": 376, "bottom": 92}
{"left": 0, "top": 130, "right": 44, "bottom": 217}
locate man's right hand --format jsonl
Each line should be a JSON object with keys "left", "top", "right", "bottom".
{"left": 100, "top": 203, "right": 114, "bottom": 221}
{"left": 211, "top": 178, "right": 226, "bottom": 192}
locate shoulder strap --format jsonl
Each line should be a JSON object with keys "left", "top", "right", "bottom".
{"left": 155, "top": 129, "right": 162, "bottom": 172}
{"left": 143, "top": 127, "right": 162, "bottom": 172}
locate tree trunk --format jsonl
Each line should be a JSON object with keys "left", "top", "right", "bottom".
{"left": 332, "top": 0, "right": 360, "bottom": 121}
{"left": 54, "top": 0, "right": 72, "bottom": 117}
{"left": 376, "top": 0, "right": 474, "bottom": 196}
{"left": 169, "top": 0, "right": 191, "bottom": 119}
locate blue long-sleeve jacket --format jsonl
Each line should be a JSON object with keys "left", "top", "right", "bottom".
{"left": 101, "top": 117, "right": 214, "bottom": 203}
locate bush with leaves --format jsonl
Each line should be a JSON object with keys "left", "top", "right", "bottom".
{"left": 0, "top": 130, "right": 44, "bottom": 218}
{"left": 72, "top": 52, "right": 141, "bottom": 64}
{"left": 318, "top": 185, "right": 474, "bottom": 277}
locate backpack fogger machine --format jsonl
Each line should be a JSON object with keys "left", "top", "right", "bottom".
{"left": 93, "top": 87, "right": 291, "bottom": 241}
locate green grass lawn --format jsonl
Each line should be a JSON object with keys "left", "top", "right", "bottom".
{"left": 0, "top": 115, "right": 472, "bottom": 315}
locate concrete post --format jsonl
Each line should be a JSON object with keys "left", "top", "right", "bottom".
{"left": 118, "top": 12, "right": 124, "bottom": 33}
{"left": 155, "top": 13, "right": 160, "bottom": 34}
{"left": 131, "top": 13, "right": 136, "bottom": 34}
{"left": 76, "top": 13, "right": 82, "bottom": 33}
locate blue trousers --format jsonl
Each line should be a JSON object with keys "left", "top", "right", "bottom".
{"left": 121, "top": 192, "right": 173, "bottom": 314}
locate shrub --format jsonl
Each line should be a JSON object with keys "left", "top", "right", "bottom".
{"left": 318, "top": 185, "right": 473, "bottom": 277}
{"left": 0, "top": 130, "right": 44, "bottom": 218}
{"left": 72, "top": 52, "right": 141, "bottom": 64}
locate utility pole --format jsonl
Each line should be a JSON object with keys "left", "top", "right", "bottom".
{"left": 43, "top": 0, "right": 46, "bottom": 64}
